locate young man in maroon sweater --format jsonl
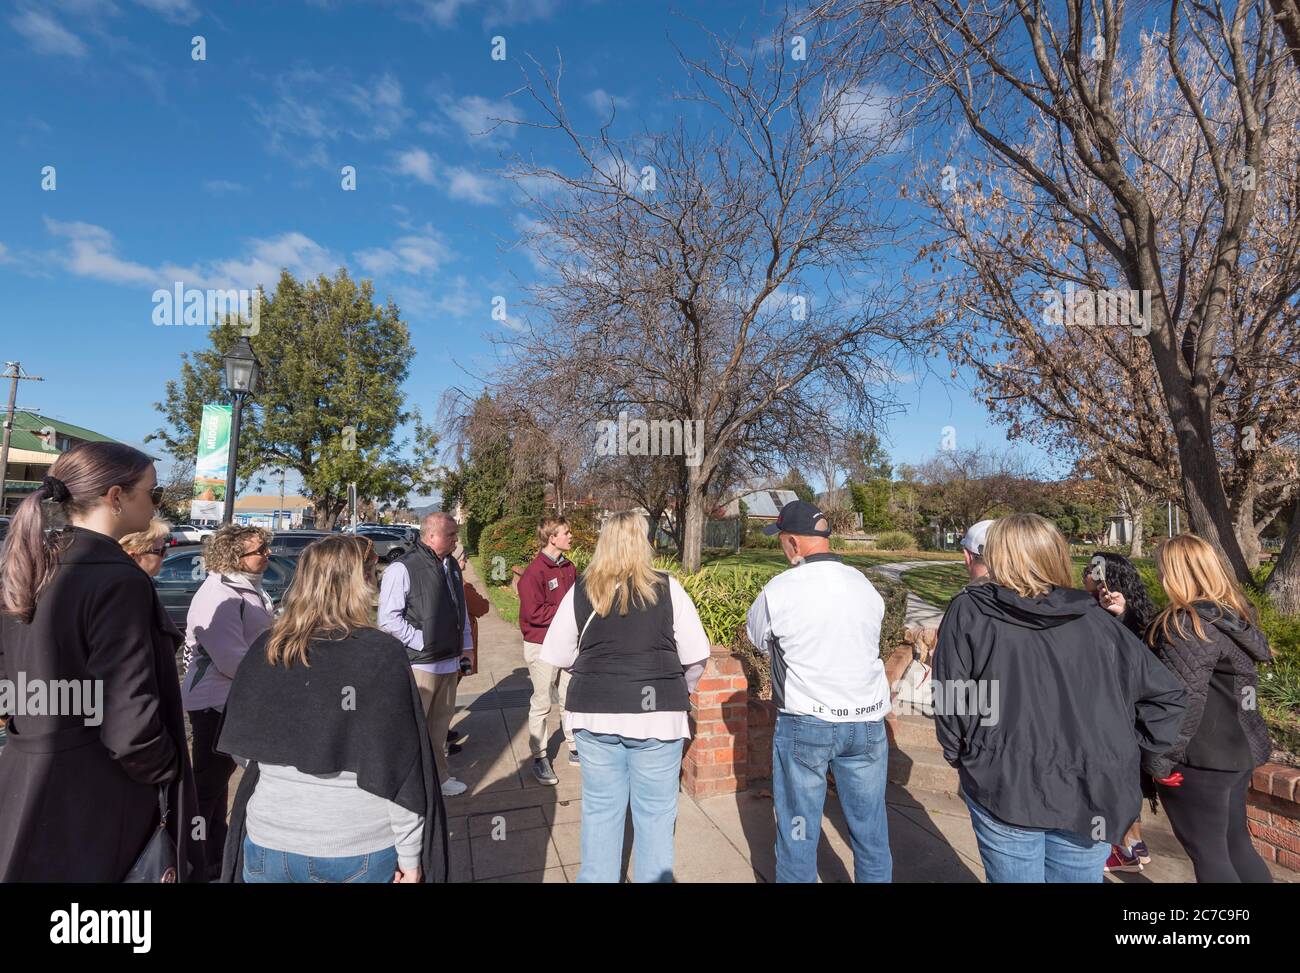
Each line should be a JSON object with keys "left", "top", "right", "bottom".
{"left": 519, "top": 516, "right": 577, "bottom": 785}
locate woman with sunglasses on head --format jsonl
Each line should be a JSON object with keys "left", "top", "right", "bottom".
{"left": 180, "top": 523, "right": 276, "bottom": 880}
{"left": 0, "top": 442, "right": 204, "bottom": 881}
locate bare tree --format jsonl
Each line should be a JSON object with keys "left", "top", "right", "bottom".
{"left": 494, "top": 17, "right": 925, "bottom": 570}
{"left": 818, "top": 0, "right": 1300, "bottom": 607}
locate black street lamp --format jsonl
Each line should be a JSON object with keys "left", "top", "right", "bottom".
{"left": 221, "top": 336, "right": 260, "bottom": 524}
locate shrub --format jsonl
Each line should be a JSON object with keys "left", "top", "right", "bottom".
{"left": 874, "top": 530, "right": 915, "bottom": 551}
{"left": 680, "top": 563, "right": 910, "bottom": 702}
{"left": 744, "top": 524, "right": 779, "bottom": 548}
{"left": 479, "top": 515, "right": 540, "bottom": 585}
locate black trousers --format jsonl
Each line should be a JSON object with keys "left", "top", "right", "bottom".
{"left": 1158, "top": 765, "right": 1272, "bottom": 883}
{"left": 188, "top": 707, "right": 236, "bottom": 879}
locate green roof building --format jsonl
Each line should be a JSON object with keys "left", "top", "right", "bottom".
{"left": 1, "top": 411, "right": 128, "bottom": 515}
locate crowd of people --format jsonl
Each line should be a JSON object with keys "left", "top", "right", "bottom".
{"left": 0, "top": 440, "right": 1280, "bottom": 884}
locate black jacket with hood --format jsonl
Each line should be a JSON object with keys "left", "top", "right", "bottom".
{"left": 1146, "top": 603, "right": 1272, "bottom": 778}
{"left": 932, "top": 582, "right": 1187, "bottom": 845}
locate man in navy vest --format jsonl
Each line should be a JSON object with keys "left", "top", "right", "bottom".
{"left": 379, "top": 511, "right": 473, "bottom": 797}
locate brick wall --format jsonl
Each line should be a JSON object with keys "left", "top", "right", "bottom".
{"left": 680, "top": 649, "right": 749, "bottom": 798}
{"left": 1248, "top": 764, "right": 1300, "bottom": 873}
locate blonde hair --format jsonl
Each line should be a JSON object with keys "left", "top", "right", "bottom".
{"left": 984, "top": 513, "right": 1073, "bottom": 598}
{"left": 1150, "top": 534, "right": 1256, "bottom": 645}
{"left": 265, "top": 535, "right": 377, "bottom": 668}
{"left": 537, "top": 516, "right": 568, "bottom": 547}
{"left": 120, "top": 518, "right": 172, "bottom": 555}
{"left": 582, "top": 511, "right": 661, "bottom": 616}
{"left": 203, "top": 524, "right": 273, "bottom": 575}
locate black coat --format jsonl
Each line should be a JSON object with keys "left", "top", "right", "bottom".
{"left": 1147, "top": 603, "right": 1272, "bottom": 777}
{"left": 932, "top": 583, "right": 1188, "bottom": 845}
{"left": 217, "top": 626, "right": 449, "bottom": 883}
{"left": 0, "top": 526, "right": 204, "bottom": 881}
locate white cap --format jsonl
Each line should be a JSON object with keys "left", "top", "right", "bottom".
{"left": 961, "top": 519, "right": 995, "bottom": 557}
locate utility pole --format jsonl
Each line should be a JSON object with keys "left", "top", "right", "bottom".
{"left": 278, "top": 467, "right": 287, "bottom": 530}
{"left": 0, "top": 362, "right": 45, "bottom": 516}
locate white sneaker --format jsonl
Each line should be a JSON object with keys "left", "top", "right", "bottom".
{"left": 440, "top": 777, "right": 468, "bottom": 797}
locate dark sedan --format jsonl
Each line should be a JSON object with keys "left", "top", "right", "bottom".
{"left": 153, "top": 550, "right": 297, "bottom": 630}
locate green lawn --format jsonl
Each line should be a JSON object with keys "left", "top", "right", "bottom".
{"left": 701, "top": 548, "right": 962, "bottom": 581}
{"left": 900, "top": 557, "right": 1161, "bottom": 611}
{"left": 472, "top": 555, "right": 520, "bottom": 626}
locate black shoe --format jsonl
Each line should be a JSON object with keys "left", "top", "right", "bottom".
{"left": 446, "top": 742, "right": 463, "bottom": 755}
{"left": 533, "top": 757, "right": 558, "bottom": 786}
{"left": 446, "top": 730, "right": 461, "bottom": 743}
{"left": 568, "top": 749, "right": 580, "bottom": 766}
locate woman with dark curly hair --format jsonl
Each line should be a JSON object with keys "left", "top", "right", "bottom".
{"left": 1084, "top": 552, "right": 1158, "bottom": 639}
{"left": 180, "top": 523, "right": 276, "bottom": 880}
{"left": 1083, "top": 550, "right": 1161, "bottom": 873}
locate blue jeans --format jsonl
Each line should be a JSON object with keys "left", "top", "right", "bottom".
{"left": 573, "top": 729, "right": 684, "bottom": 883}
{"left": 962, "top": 791, "right": 1110, "bottom": 883}
{"left": 771, "top": 714, "right": 892, "bottom": 883}
{"left": 241, "top": 836, "right": 399, "bottom": 883}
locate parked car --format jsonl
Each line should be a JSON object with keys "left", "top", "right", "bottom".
{"left": 268, "top": 530, "right": 332, "bottom": 557}
{"left": 168, "top": 524, "right": 215, "bottom": 546}
{"left": 356, "top": 528, "right": 409, "bottom": 562}
{"left": 152, "top": 550, "right": 297, "bottom": 630}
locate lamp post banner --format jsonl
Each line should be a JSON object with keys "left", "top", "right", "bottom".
{"left": 193, "top": 403, "right": 232, "bottom": 511}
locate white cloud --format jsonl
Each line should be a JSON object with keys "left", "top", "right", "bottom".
{"left": 202, "top": 179, "right": 246, "bottom": 195}
{"left": 584, "top": 88, "right": 634, "bottom": 114}
{"left": 43, "top": 218, "right": 339, "bottom": 292}
{"left": 405, "top": 0, "right": 560, "bottom": 28}
{"left": 393, "top": 148, "right": 437, "bottom": 184}
{"left": 252, "top": 70, "right": 410, "bottom": 165}
{"left": 354, "top": 233, "right": 448, "bottom": 277}
{"left": 11, "top": 9, "right": 87, "bottom": 58}
{"left": 444, "top": 166, "right": 496, "bottom": 204}
{"left": 437, "top": 93, "right": 520, "bottom": 145}
{"left": 131, "top": 0, "right": 200, "bottom": 23}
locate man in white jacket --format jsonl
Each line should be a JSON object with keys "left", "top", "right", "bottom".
{"left": 745, "top": 501, "right": 892, "bottom": 883}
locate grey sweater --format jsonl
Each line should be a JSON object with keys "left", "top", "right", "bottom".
{"left": 245, "top": 763, "right": 424, "bottom": 869}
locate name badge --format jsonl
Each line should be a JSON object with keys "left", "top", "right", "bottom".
{"left": 547, "top": 578, "right": 559, "bottom": 591}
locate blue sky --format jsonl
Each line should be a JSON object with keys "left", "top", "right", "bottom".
{"left": 0, "top": 0, "right": 1054, "bottom": 497}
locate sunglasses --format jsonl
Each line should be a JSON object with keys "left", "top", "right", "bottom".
{"left": 143, "top": 546, "right": 167, "bottom": 557}
{"left": 242, "top": 543, "right": 271, "bottom": 557}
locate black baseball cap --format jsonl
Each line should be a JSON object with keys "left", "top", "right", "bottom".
{"left": 762, "top": 500, "right": 832, "bottom": 537}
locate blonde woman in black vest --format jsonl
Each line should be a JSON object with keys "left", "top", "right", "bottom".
{"left": 540, "top": 511, "right": 711, "bottom": 882}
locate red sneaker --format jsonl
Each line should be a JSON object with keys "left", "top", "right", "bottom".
{"left": 1103, "top": 845, "right": 1143, "bottom": 873}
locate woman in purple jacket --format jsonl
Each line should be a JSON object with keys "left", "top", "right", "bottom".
{"left": 180, "top": 524, "right": 275, "bottom": 880}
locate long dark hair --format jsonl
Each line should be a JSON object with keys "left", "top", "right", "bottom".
{"left": 1, "top": 441, "right": 153, "bottom": 622}
{"left": 1088, "top": 551, "right": 1158, "bottom": 639}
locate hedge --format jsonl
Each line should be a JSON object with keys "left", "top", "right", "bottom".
{"left": 679, "top": 563, "right": 909, "bottom": 702}
{"left": 479, "top": 512, "right": 599, "bottom": 586}
{"left": 874, "top": 530, "right": 916, "bottom": 551}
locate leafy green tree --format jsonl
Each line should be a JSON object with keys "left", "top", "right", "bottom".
{"left": 151, "top": 269, "right": 439, "bottom": 528}
{"left": 850, "top": 479, "right": 896, "bottom": 532}
{"left": 779, "top": 469, "right": 817, "bottom": 504}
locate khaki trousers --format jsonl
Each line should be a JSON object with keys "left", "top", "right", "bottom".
{"left": 523, "top": 641, "right": 573, "bottom": 758}
{"left": 413, "top": 668, "right": 460, "bottom": 783}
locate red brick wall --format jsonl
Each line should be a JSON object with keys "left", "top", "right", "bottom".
{"left": 1248, "top": 764, "right": 1300, "bottom": 873}
{"left": 681, "top": 649, "right": 749, "bottom": 798}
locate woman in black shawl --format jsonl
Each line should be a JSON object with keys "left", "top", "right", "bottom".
{"left": 218, "top": 534, "right": 447, "bottom": 883}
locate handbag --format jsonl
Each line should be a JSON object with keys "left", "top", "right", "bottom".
{"left": 123, "top": 784, "right": 185, "bottom": 883}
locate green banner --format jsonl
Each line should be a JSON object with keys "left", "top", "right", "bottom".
{"left": 193, "top": 403, "right": 232, "bottom": 502}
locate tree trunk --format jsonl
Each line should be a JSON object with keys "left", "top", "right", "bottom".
{"left": 1235, "top": 495, "right": 1263, "bottom": 571}
{"left": 1129, "top": 505, "right": 1145, "bottom": 559}
{"left": 1265, "top": 511, "right": 1300, "bottom": 615}
{"left": 682, "top": 468, "right": 707, "bottom": 573}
